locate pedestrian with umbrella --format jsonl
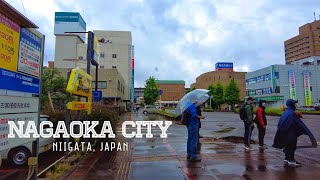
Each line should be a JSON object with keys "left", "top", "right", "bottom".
{"left": 175, "top": 89, "right": 208, "bottom": 162}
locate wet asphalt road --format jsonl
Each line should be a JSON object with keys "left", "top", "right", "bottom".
{"left": 67, "top": 111, "right": 320, "bottom": 180}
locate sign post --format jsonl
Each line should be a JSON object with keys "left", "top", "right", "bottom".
{"left": 0, "top": 7, "right": 45, "bottom": 179}
{"left": 65, "top": 67, "right": 92, "bottom": 157}
{"left": 159, "top": 90, "right": 163, "bottom": 109}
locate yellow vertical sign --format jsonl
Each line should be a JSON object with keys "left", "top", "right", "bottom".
{"left": 93, "top": 34, "right": 100, "bottom": 63}
{"left": 0, "top": 12, "right": 20, "bottom": 72}
{"left": 66, "top": 68, "right": 92, "bottom": 114}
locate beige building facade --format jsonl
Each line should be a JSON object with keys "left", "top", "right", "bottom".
{"left": 191, "top": 70, "right": 247, "bottom": 101}
{"left": 285, "top": 20, "right": 320, "bottom": 64}
{"left": 93, "top": 30, "right": 132, "bottom": 101}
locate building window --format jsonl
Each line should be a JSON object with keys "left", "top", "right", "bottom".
{"left": 100, "top": 65, "right": 104, "bottom": 68}
{"left": 229, "top": 76, "right": 232, "bottom": 79}
{"left": 112, "top": 66, "right": 117, "bottom": 69}
{"left": 100, "top": 53, "right": 105, "bottom": 58}
{"left": 118, "top": 81, "right": 120, "bottom": 91}
{"left": 275, "top": 86, "right": 280, "bottom": 93}
{"left": 79, "top": 56, "right": 83, "bottom": 60}
{"left": 275, "top": 72, "right": 279, "bottom": 79}
{"left": 310, "top": 86, "right": 312, "bottom": 91}
{"left": 112, "top": 54, "right": 117, "bottom": 58}
{"left": 92, "top": 81, "right": 107, "bottom": 89}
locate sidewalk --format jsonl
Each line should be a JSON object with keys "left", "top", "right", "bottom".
{"left": 67, "top": 112, "right": 320, "bottom": 180}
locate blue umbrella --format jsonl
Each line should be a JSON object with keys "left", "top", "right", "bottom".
{"left": 175, "top": 89, "right": 209, "bottom": 115}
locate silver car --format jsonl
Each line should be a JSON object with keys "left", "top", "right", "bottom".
{"left": 143, "top": 105, "right": 159, "bottom": 115}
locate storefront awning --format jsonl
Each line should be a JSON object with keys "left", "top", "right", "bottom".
{"left": 245, "top": 96, "right": 284, "bottom": 102}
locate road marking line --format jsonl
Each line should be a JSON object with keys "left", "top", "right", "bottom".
{"left": 116, "top": 162, "right": 123, "bottom": 180}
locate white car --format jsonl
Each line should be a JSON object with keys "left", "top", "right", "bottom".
{"left": 0, "top": 115, "right": 54, "bottom": 166}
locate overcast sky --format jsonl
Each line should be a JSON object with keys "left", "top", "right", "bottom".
{"left": 6, "top": 0, "right": 320, "bottom": 87}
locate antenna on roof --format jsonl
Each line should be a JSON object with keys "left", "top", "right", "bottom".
{"left": 314, "top": 12, "right": 316, "bottom": 21}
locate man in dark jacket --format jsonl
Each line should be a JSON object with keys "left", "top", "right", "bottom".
{"left": 256, "top": 100, "right": 267, "bottom": 149}
{"left": 186, "top": 102, "right": 205, "bottom": 162}
{"left": 244, "top": 97, "right": 254, "bottom": 151}
{"left": 273, "top": 99, "right": 317, "bottom": 167}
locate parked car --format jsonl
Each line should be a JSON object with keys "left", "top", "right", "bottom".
{"left": 297, "top": 106, "right": 315, "bottom": 111}
{"left": 143, "top": 105, "right": 159, "bottom": 115}
{"left": 0, "top": 115, "right": 54, "bottom": 166}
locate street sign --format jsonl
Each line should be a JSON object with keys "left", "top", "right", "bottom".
{"left": 0, "top": 96, "right": 39, "bottom": 114}
{"left": 66, "top": 67, "right": 92, "bottom": 99}
{"left": 67, "top": 101, "right": 91, "bottom": 111}
{"left": 92, "top": 90, "right": 102, "bottom": 102}
{"left": 159, "top": 89, "right": 163, "bottom": 95}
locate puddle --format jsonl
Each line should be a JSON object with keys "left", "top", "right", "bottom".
{"left": 220, "top": 136, "right": 256, "bottom": 144}
{"left": 214, "top": 127, "right": 235, "bottom": 133}
{"left": 207, "top": 163, "right": 245, "bottom": 176}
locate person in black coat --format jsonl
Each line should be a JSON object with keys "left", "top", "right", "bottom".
{"left": 273, "top": 99, "right": 317, "bottom": 167}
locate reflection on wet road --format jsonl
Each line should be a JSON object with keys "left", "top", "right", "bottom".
{"left": 74, "top": 111, "right": 320, "bottom": 180}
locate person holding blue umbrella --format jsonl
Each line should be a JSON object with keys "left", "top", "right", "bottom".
{"left": 185, "top": 101, "right": 205, "bottom": 161}
{"left": 175, "top": 89, "right": 208, "bottom": 162}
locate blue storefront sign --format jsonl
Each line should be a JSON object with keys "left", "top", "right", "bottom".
{"left": 0, "top": 68, "right": 40, "bottom": 94}
{"left": 215, "top": 62, "right": 233, "bottom": 71}
{"left": 92, "top": 90, "right": 102, "bottom": 102}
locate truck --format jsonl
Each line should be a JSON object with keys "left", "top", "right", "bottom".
{"left": 0, "top": 115, "right": 54, "bottom": 166}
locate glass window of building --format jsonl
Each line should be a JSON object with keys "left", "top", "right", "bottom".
{"left": 112, "top": 54, "right": 117, "bottom": 58}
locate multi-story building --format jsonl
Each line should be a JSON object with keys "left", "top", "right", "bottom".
{"left": 156, "top": 80, "right": 185, "bottom": 106}
{"left": 191, "top": 63, "right": 247, "bottom": 101}
{"left": 53, "top": 12, "right": 133, "bottom": 108}
{"left": 134, "top": 88, "right": 145, "bottom": 105}
{"left": 93, "top": 30, "right": 133, "bottom": 102}
{"left": 284, "top": 20, "right": 320, "bottom": 64}
{"left": 246, "top": 63, "right": 320, "bottom": 108}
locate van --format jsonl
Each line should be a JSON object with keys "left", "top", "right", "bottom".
{"left": 0, "top": 115, "right": 54, "bottom": 166}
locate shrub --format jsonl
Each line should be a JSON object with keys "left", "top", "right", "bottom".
{"left": 46, "top": 162, "right": 72, "bottom": 180}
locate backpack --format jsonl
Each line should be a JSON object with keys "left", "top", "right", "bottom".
{"left": 239, "top": 104, "right": 247, "bottom": 120}
{"left": 181, "top": 110, "right": 190, "bottom": 125}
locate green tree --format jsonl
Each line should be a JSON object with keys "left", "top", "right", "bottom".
{"left": 224, "top": 78, "right": 240, "bottom": 108}
{"left": 41, "top": 67, "right": 68, "bottom": 112}
{"left": 212, "top": 81, "right": 224, "bottom": 109}
{"left": 143, "top": 76, "right": 159, "bottom": 105}
{"left": 186, "top": 87, "right": 196, "bottom": 94}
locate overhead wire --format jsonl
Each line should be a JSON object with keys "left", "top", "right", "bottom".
{"left": 20, "top": 0, "right": 27, "bottom": 16}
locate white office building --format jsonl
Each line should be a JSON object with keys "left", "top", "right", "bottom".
{"left": 246, "top": 58, "right": 320, "bottom": 108}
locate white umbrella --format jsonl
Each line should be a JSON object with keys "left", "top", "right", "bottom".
{"left": 175, "top": 89, "right": 209, "bottom": 115}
